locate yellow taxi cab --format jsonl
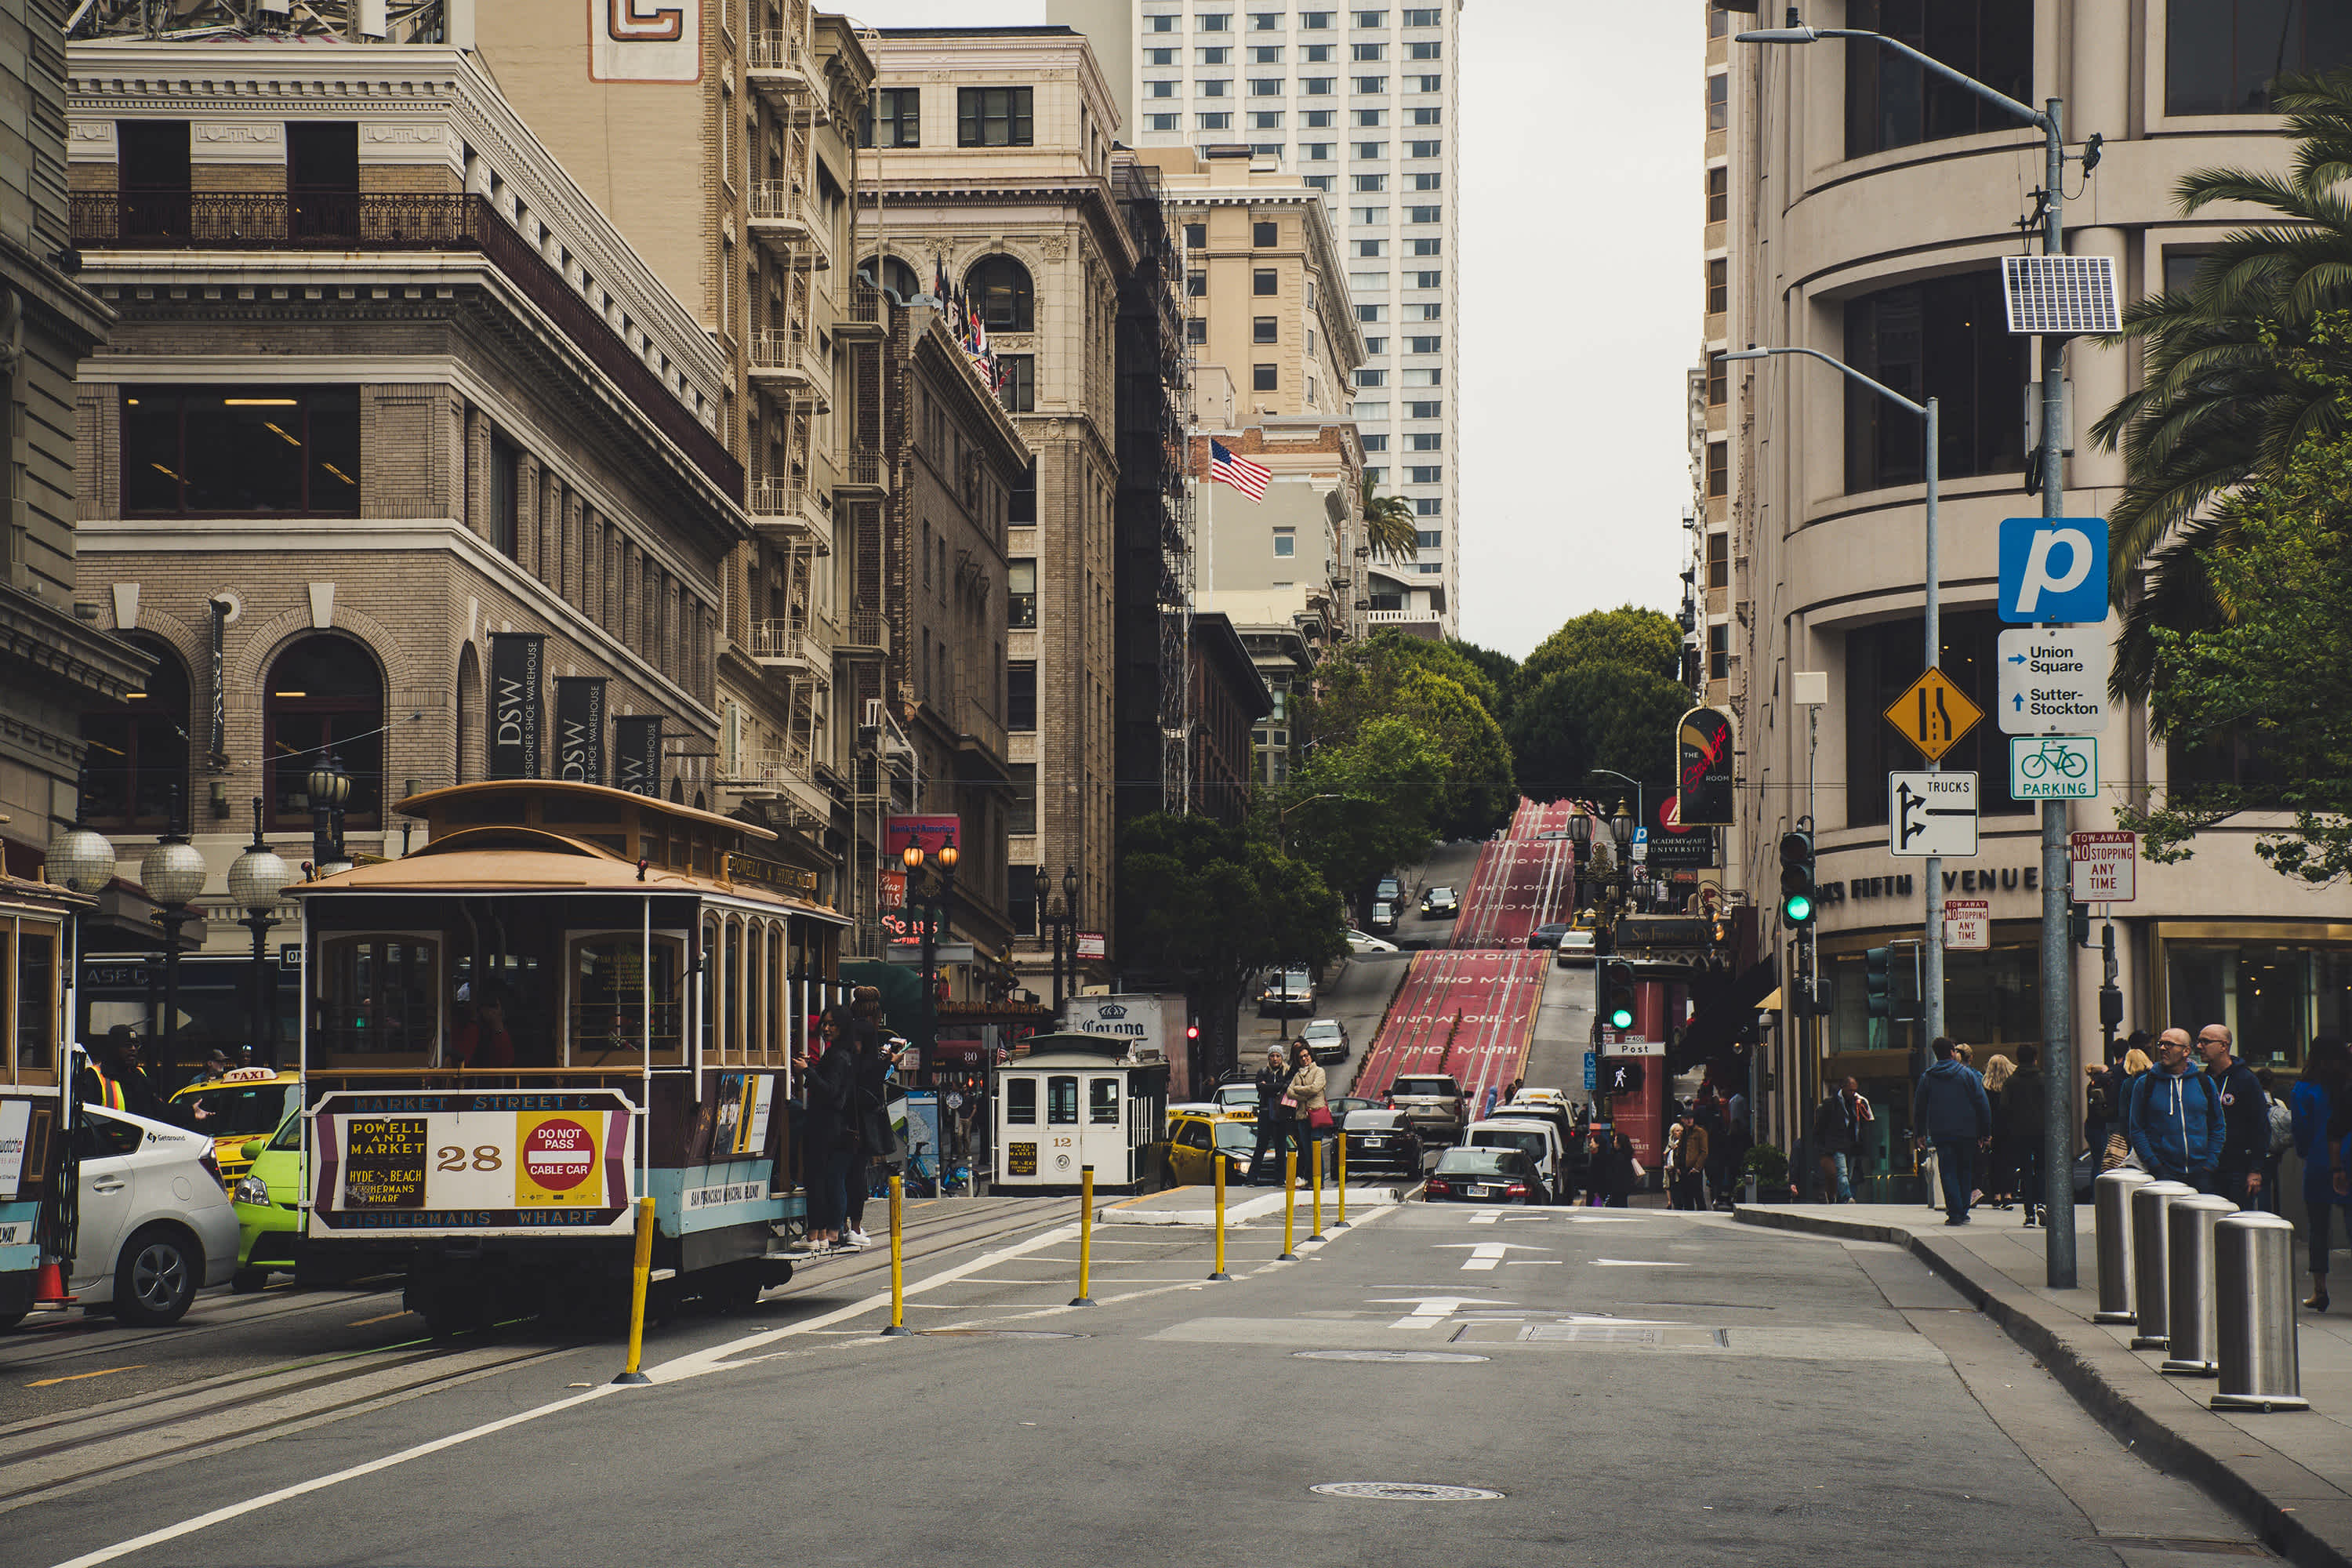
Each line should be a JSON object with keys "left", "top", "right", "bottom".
{"left": 167, "top": 1067, "right": 300, "bottom": 1182}
{"left": 1166, "top": 1107, "right": 1260, "bottom": 1187}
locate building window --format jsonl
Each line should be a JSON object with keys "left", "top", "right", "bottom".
{"left": 1708, "top": 72, "right": 1728, "bottom": 130}
{"left": 1148, "top": 79, "right": 1178, "bottom": 99}
{"left": 1147, "top": 13, "right": 1177, "bottom": 30}
{"left": 2169, "top": 720, "right": 2290, "bottom": 808}
{"left": 1250, "top": 77, "right": 1284, "bottom": 95}
{"left": 1353, "top": 172, "right": 1387, "bottom": 192}
{"left": 1145, "top": 114, "right": 1180, "bottom": 132}
{"left": 1186, "top": 316, "right": 1207, "bottom": 344}
{"left": 1361, "top": 434, "right": 1388, "bottom": 452}
{"left": 1708, "top": 530, "right": 1730, "bottom": 590}
{"left": 1412, "top": 173, "right": 1441, "bottom": 194}
{"left": 1407, "top": 464, "right": 1440, "bottom": 484}
{"left": 1406, "top": 204, "right": 1439, "bottom": 223}
{"left": 287, "top": 122, "right": 359, "bottom": 239}
{"left": 1253, "top": 44, "right": 1284, "bottom": 62}
{"left": 1408, "top": 238, "right": 1439, "bottom": 256}
{"left": 1408, "top": 398, "right": 1440, "bottom": 417}
{"left": 1253, "top": 316, "right": 1279, "bottom": 343}
{"left": 1844, "top": 270, "right": 2026, "bottom": 492}
{"left": 1363, "top": 466, "right": 1384, "bottom": 484}
{"left": 1008, "top": 764, "right": 1038, "bottom": 835}
{"left": 1846, "top": 612, "right": 2026, "bottom": 825}
{"left": 996, "top": 355, "right": 1036, "bottom": 413}
{"left": 1302, "top": 9, "right": 1332, "bottom": 26}
{"left": 1199, "top": 10, "right": 1231, "bottom": 27}
{"left": 1707, "top": 257, "right": 1727, "bottom": 314}
{"left": 1147, "top": 47, "right": 1176, "bottom": 64}
{"left": 1356, "top": 78, "right": 1387, "bottom": 96}
{"left": 1201, "top": 78, "right": 1232, "bottom": 96}
{"left": 81, "top": 633, "right": 188, "bottom": 829}
{"left": 1408, "top": 35, "right": 1440, "bottom": 55}
{"left": 966, "top": 253, "right": 1035, "bottom": 332}
{"left": 1403, "top": 368, "right": 1440, "bottom": 386}
{"left": 1357, "top": 303, "right": 1387, "bottom": 322}
{"left": 122, "top": 387, "right": 360, "bottom": 515}
{"left": 1303, "top": 75, "right": 1336, "bottom": 93}
{"left": 1845, "top": 1, "right": 2034, "bottom": 158}
{"left": 1356, "top": 140, "right": 1386, "bottom": 158}
{"left": 1356, "top": 239, "right": 1386, "bottom": 257}
{"left": 1356, "top": 368, "right": 1386, "bottom": 387}
{"left": 957, "top": 86, "right": 1034, "bottom": 147}
{"left": 1415, "top": 528, "right": 1442, "bottom": 549}
{"left": 1273, "top": 529, "right": 1295, "bottom": 557}
{"left": 1189, "top": 270, "right": 1208, "bottom": 296}
{"left": 489, "top": 433, "right": 520, "bottom": 559}
{"left": 1707, "top": 441, "right": 1727, "bottom": 498}
{"left": 1305, "top": 109, "right": 1336, "bottom": 126}
{"left": 1708, "top": 165, "right": 1727, "bottom": 222}
{"left": 1305, "top": 141, "right": 1334, "bottom": 160}
{"left": 1253, "top": 220, "right": 1279, "bottom": 247}
{"left": 1253, "top": 13, "right": 1285, "bottom": 31}
{"left": 1010, "top": 457, "right": 1036, "bottom": 524}
{"left": 1251, "top": 111, "right": 1286, "bottom": 129}
{"left": 1201, "top": 45, "right": 1232, "bottom": 64}
{"left": 2167, "top": 1, "right": 2352, "bottom": 115}
{"left": 1355, "top": 9, "right": 1387, "bottom": 25}
{"left": 1708, "top": 350, "right": 1727, "bottom": 406}
{"left": 1008, "top": 664, "right": 1037, "bottom": 730}
{"left": 1407, "top": 138, "right": 1440, "bottom": 157}
{"left": 1254, "top": 268, "right": 1279, "bottom": 295}
{"left": 1414, "top": 496, "right": 1440, "bottom": 516}
{"left": 1410, "top": 106, "right": 1440, "bottom": 125}
{"left": 1184, "top": 221, "right": 1207, "bottom": 249}
{"left": 1305, "top": 174, "right": 1334, "bottom": 191}
{"left": 1199, "top": 112, "right": 1234, "bottom": 130}
{"left": 1406, "top": 334, "right": 1439, "bottom": 353}
{"left": 118, "top": 118, "right": 191, "bottom": 238}
{"left": 1253, "top": 363, "right": 1279, "bottom": 391}
{"left": 1408, "top": 432, "right": 1440, "bottom": 450}
{"left": 862, "top": 87, "right": 920, "bottom": 148}
{"left": 1708, "top": 622, "right": 1730, "bottom": 681}
{"left": 1352, "top": 40, "right": 1386, "bottom": 59}
{"left": 1008, "top": 559, "right": 1037, "bottom": 627}
{"left": 266, "top": 634, "right": 385, "bottom": 831}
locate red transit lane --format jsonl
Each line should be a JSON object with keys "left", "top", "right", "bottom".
{"left": 1451, "top": 798, "right": 1581, "bottom": 949}
{"left": 1350, "top": 948, "right": 1548, "bottom": 1112}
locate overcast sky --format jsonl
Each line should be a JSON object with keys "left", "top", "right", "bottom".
{"left": 841, "top": 1, "right": 1700, "bottom": 660}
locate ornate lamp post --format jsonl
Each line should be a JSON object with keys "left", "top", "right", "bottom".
{"left": 139, "top": 786, "right": 208, "bottom": 1083}
{"left": 903, "top": 833, "right": 959, "bottom": 1072}
{"left": 1036, "top": 862, "right": 1079, "bottom": 1014}
{"left": 49, "top": 768, "right": 118, "bottom": 1066}
{"left": 227, "top": 798, "right": 294, "bottom": 1066}
{"left": 307, "top": 750, "right": 352, "bottom": 877}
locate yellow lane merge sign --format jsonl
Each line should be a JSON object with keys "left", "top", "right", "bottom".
{"left": 1884, "top": 666, "right": 1984, "bottom": 763}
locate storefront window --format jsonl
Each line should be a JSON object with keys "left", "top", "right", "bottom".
{"left": 2166, "top": 942, "right": 2352, "bottom": 1067}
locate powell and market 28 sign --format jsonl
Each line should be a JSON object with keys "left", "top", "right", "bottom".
{"left": 488, "top": 633, "right": 545, "bottom": 780}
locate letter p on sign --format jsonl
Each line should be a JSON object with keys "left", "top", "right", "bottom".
{"left": 1998, "top": 517, "right": 2109, "bottom": 624}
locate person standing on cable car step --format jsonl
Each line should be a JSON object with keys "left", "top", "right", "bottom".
{"left": 792, "top": 1007, "right": 857, "bottom": 1255}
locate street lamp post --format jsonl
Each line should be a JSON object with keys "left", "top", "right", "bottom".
{"left": 904, "top": 833, "right": 960, "bottom": 1072}
{"left": 139, "top": 786, "right": 208, "bottom": 1086}
{"left": 227, "top": 798, "right": 294, "bottom": 1067}
{"left": 1589, "top": 771, "right": 1645, "bottom": 911}
{"left": 1740, "top": 8, "right": 2076, "bottom": 1286}
{"left": 49, "top": 765, "right": 118, "bottom": 1069}
{"left": 307, "top": 750, "right": 352, "bottom": 878}
{"left": 1726, "top": 345, "right": 1946, "bottom": 1054}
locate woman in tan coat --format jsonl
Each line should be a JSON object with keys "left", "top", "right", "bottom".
{"left": 1287, "top": 1041, "right": 1330, "bottom": 1178}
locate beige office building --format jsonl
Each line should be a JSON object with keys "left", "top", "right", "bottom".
{"left": 1704, "top": 1, "right": 2352, "bottom": 1161}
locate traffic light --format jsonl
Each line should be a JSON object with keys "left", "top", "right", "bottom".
{"left": 2068, "top": 897, "right": 2092, "bottom": 949}
{"left": 1604, "top": 1058, "right": 1646, "bottom": 1095}
{"left": 1602, "top": 960, "right": 1637, "bottom": 1032}
{"left": 1865, "top": 946, "right": 1892, "bottom": 1020}
{"left": 1185, "top": 1020, "right": 1201, "bottom": 1045}
{"left": 1778, "top": 831, "right": 1817, "bottom": 927}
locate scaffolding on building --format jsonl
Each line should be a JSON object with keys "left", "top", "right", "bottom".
{"left": 68, "top": 0, "right": 448, "bottom": 42}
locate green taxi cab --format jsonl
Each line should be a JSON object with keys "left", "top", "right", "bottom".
{"left": 1167, "top": 1109, "right": 1259, "bottom": 1188}
{"left": 168, "top": 1067, "right": 299, "bottom": 1182}
{"left": 228, "top": 1109, "right": 304, "bottom": 1291}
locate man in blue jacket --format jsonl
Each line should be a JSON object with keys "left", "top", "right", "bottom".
{"left": 1915, "top": 1037, "right": 1992, "bottom": 1225}
{"left": 2128, "top": 1028, "right": 2224, "bottom": 1185}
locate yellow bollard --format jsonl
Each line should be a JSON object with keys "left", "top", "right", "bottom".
{"left": 1333, "top": 1127, "right": 1350, "bottom": 1230}
{"left": 1309, "top": 1137, "right": 1326, "bottom": 1242}
{"left": 612, "top": 1193, "right": 656, "bottom": 1385}
{"left": 881, "top": 1173, "right": 911, "bottom": 1336}
{"left": 1069, "top": 1164, "right": 1098, "bottom": 1306}
{"left": 1209, "top": 1149, "right": 1233, "bottom": 1280}
{"left": 1279, "top": 1149, "right": 1299, "bottom": 1260}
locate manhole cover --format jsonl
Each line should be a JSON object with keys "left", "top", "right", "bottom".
{"left": 1312, "top": 1483, "right": 1504, "bottom": 1502}
{"left": 1294, "top": 1349, "right": 1489, "bottom": 1364}
{"left": 921, "top": 1330, "right": 1081, "bottom": 1340}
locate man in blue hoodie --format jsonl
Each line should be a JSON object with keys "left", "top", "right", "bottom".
{"left": 1915, "top": 1037, "right": 1992, "bottom": 1225}
{"left": 2127, "top": 1028, "right": 2225, "bottom": 1185}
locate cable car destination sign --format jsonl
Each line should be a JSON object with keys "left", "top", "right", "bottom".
{"left": 310, "top": 1090, "right": 637, "bottom": 1237}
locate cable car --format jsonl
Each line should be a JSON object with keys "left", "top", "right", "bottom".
{"left": 290, "top": 781, "right": 844, "bottom": 1333}
{"left": 0, "top": 882, "right": 75, "bottom": 1330}
{"left": 993, "top": 1033, "right": 1169, "bottom": 1192}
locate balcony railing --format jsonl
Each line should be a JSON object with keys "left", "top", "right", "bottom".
{"left": 958, "top": 699, "right": 1008, "bottom": 761}
{"left": 746, "top": 180, "right": 833, "bottom": 269}
{"left": 750, "top": 615, "right": 834, "bottom": 666}
{"left": 746, "top": 480, "right": 827, "bottom": 539}
{"left": 842, "top": 448, "right": 884, "bottom": 489}
{"left": 744, "top": 28, "right": 811, "bottom": 82}
{"left": 747, "top": 179, "right": 811, "bottom": 229}
{"left": 747, "top": 328, "right": 822, "bottom": 383}
{"left": 68, "top": 190, "right": 741, "bottom": 498}
{"left": 848, "top": 284, "right": 885, "bottom": 326}
{"left": 722, "top": 739, "right": 815, "bottom": 793}
{"left": 838, "top": 610, "right": 888, "bottom": 654}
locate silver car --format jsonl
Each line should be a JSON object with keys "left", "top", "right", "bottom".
{"left": 69, "top": 1105, "right": 241, "bottom": 1325}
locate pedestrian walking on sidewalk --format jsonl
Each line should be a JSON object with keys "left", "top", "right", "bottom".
{"left": 1915, "top": 1038, "right": 1991, "bottom": 1226}
{"left": 1249, "top": 1048, "right": 1287, "bottom": 1185}
{"left": 2293, "top": 1035, "right": 2351, "bottom": 1312}
{"left": 1671, "top": 1112, "right": 1710, "bottom": 1210}
{"left": 1811, "top": 1078, "right": 1867, "bottom": 1203}
{"left": 2004, "top": 1044, "right": 2048, "bottom": 1226}
{"left": 2126, "top": 1029, "right": 2224, "bottom": 1185}
{"left": 1982, "top": 1054, "right": 2017, "bottom": 1209}
{"left": 1590, "top": 1130, "right": 1635, "bottom": 1208}
{"left": 2198, "top": 1024, "right": 2270, "bottom": 1211}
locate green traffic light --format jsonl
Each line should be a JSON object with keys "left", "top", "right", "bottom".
{"left": 1782, "top": 892, "right": 1813, "bottom": 924}
{"left": 1609, "top": 1005, "right": 1634, "bottom": 1029}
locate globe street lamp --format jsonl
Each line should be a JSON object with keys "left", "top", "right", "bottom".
{"left": 903, "top": 833, "right": 959, "bottom": 1073}
{"left": 139, "top": 786, "right": 208, "bottom": 1084}
{"left": 308, "top": 750, "right": 352, "bottom": 877}
{"left": 49, "top": 762, "right": 118, "bottom": 1073}
{"left": 227, "top": 798, "right": 294, "bottom": 1066}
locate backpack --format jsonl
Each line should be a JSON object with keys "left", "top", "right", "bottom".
{"left": 2269, "top": 1094, "right": 2296, "bottom": 1156}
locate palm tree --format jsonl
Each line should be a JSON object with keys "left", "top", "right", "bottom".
{"left": 1358, "top": 474, "right": 1419, "bottom": 563}
{"left": 2091, "top": 68, "right": 2352, "bottom": 695}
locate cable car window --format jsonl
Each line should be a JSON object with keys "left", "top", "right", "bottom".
{"left": 314, "top": 934, "right": 439, "bottom": 1066}
{"left": 567, "top": 931, "right": 687, "bottom": 1066}
{"left": 1007, "top": 1077, "right": 1038, "bottom": 1123}
{"left": 1047, "top": 1075, "right": 1080, "bottom": 1124}
{"left": 16, "top": 923, "right": 56, "bottom": 1083}
{"left": 1089, "top": 1078, "right": 1120, "bottom": 1125}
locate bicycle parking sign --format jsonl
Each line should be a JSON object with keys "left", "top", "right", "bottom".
{"left": 2009, "top": 735, "right": 2097, "bottom": 799}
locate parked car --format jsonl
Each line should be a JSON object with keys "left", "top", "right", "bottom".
{"left": 1385, "top": 1073, "right": 1465, "bottom": 1145}
{"left": 1375, "top": 875, "right": 1404, "bottom": 905}
{"left": 1419, "top": 886, "right": 1460, "bottom": 919}
{"left": 1526, "top": 923, "right": 1570, "bottom": 950}
{"left": 1342, "top": 1109, "right": 1425, "bottom": 1177}
{"left": 1258, "top": 967, "right": 1315, "bottom": 1018}
{"left": 1367, "top": 899, "right": 1400, "bottom": 935}
{"left": 71, "top": 1104, "right": 239, "bottom": 1324}
{"left": 1552, "top": 927, "right": 1598, "bottom": 966}
{"left": 1465, "top": 1117, "right": 1570, "bottom": 1203}
{"left": 1300, "top": 1018, "right": 1349, "bottom": 1064}
{"left": 1167, "top": 1109, "right": 1260, "bottom": 1188}
{"left": 168, "top": 1066, "right": 299, "bottom": 1183}
{"left": 230, "top": 1109, "right": 305, "bottom": 1290}
{"left": 1210, "top": 1079, "right": 1263, "bottom": 1117}
{"left": 1329, "top": 1095, "right": 1376, "bottom": 1120}
{"left": 1424, "top": 1146, "right": 1544, "bottom": 1205}
{"left": 1346, "top": 929, "right": 1399, "bottom": 955}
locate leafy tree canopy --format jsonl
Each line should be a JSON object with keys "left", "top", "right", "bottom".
{"left": 1508, "top": 661, "right": 1690, "bottom": 809}
{"left": 1449, "top": 639, "right": 1521, "bottom": 728}
{"left": 1516, "top": 605, "right": 1681, "bottom": 694}
{"left": 1295, "top": 633, "right": 1515, "bottom": 839}
{"left": 1287, "top": 714, "right": 1450, "bottom": 910}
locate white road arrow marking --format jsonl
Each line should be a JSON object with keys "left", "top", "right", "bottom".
{"left": 1462, "top": 1243, "right": 1505, "bottom": 1271}
{"left": 1468, "top": 1210, "right": 1501, "bottom": 1225}
{"left": 1591, "top": 1258, "right": 1690, "bottom": 1267}
{"left": 1369, "top": 1294, "right": 1511, "bottom": 1330}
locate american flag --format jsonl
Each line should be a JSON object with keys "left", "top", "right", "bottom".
{"left": 1209, "top": 438, "right": 1271, "bottom": 501}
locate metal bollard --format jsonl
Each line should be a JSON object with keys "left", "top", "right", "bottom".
{"left": 2160, "top": 1195, "right": 2238, "bottom": 1377}
{"left": 2092, "top": 1168, "right": 2154, "bottom": 1323}
{"left": 1069, "top": 1164, "right": 1098, "bottom": 1308}
{"left": 881, "top": 1174, "right": 911, "bottom": 1337}
{"left": 1208, "top": 1150, "right": 1232, "bottom": 1282}
{"left": 2128, "top": 1180, "right": 2197, "bottom": 1350}
{"left": 2212, "top": 1210, "right": 2309, "bottom": 1412}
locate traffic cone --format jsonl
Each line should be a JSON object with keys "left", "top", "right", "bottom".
{"left": 31, "top": 1258, "right": 74, "bottom": 1308}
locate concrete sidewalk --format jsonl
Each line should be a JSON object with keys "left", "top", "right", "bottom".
{"left": 1097, "top": 1180, "right": 1421, "bottom": 1225}
{"left": 1738, "top": 1201, "right": 2352, "bottom": 1568}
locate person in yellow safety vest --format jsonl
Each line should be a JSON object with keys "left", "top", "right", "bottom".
{"left": 76, "top": 1029, "right": 181, "bottom": 1123}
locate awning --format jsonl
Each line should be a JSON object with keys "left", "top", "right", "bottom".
{"left": 1671, "top": 956, "right": 1780, "bottom": 1072}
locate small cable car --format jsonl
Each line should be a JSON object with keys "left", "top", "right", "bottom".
{"left": 993, "top": 1033, "right": 1169, "bottom": 1192}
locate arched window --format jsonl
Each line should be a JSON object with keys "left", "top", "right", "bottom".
{"left": 454, "top": 641, "right": 480, "bottom": 787}
{"left": 866, "top": 254, "right": 923, "bottom": 302}
{"left": 265, "top": 635, "right": 384, "bottom": 832}
{"left": 965, "top": 254, "right": 1033, "bottom": 332}
{"left": 82, "top": 634, "right": 190, "bottom": 829}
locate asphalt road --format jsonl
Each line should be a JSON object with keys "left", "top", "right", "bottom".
{"left": 5, "top": 1196, "right": 2267, "bottom": 1567}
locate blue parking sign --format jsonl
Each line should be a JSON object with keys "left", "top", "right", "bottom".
{"left": 1998, "top": 517, "right": 2108, "bottom": 623}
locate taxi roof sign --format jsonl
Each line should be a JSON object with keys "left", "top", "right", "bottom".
{"left": 1883, "top": 666, "right": 1984, "bottom": 764}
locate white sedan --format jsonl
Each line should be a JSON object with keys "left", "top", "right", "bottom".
{"left": 1346, "top": 929, "right": 1399, "bottom": 954}
{"left": 69, "top": 1105, "right": 240, "bottom": 1325}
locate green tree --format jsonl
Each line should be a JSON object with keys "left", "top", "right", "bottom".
{"left": 1449, "top": 639, "right": 1521, "bottom": 729}
{"left": 1359, "top": 474, "right": 1421, "bottom": 562}
{"left": 1516, "top": 604, "right": 1681, "bottom": 693}
{"left": 2118, "top": 423, "right": 2352, "bottom": 883}
{"left": 1120, "top": 813, "right": 1348, "bottom": 1080}
{"left": 1286, "top": 713, "right": 1449, "bottom": 917}
{"left": 1508, "top": 662, "right": 1690, "bottom": 809}
{"left": 1297, "top": 633, "right": 1516, "bottom": 840}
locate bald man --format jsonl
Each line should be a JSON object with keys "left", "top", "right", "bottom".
{"left": 2198, "top": 1022, "right": 2269, "bottom": 1207}
{"left": 2126, "top": 1027, "right": 2223, "bottom": 1185}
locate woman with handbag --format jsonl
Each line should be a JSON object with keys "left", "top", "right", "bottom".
{"left": 1287, "top": 1041, "right": 1330, "bottom": 1183}
{"left": 2297, "top": 1035, "right": 2350, "bottom": 1310}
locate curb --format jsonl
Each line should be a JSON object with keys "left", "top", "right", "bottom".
{"left": 1737, "top": 1205, "right": 2352, "bottom": 1568}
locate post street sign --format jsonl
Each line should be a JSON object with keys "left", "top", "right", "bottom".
{"left": 1997, "top": 626, "right": 2111, "bottom": 735}
{"left": 2069, "top": 830, "right": 2137, "bottom": 902}
{"left": 1888, "top": 771, "right": 1979, "bottom": 857}
{"left": 2009, "top": 735, "right": 2098, "bottom": 800}
{"left": 1883, "top": 666, "right": 1984, "bottom": 764}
